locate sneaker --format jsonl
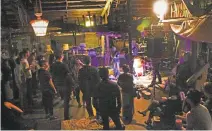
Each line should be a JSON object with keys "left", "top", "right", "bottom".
{"left": 49, "top": 115, "right": 57, "bottom": 120}
{"left": 96, "top": 115, "right": 103, "bottom": 123}
{"left": 97, "top": 117, "right": 103, "bottom": 124}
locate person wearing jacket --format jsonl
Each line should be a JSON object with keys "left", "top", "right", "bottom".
{"left": 118, "top": 64, "right": 134, "bottom": 124}
{"left": 96, "top": 67, "right": 124, "bottom": 130}
{"left": 78, "top": 56, "right": 100, "bottom": 117}
{"left": 38, "top": 60, "right": 57, "bottom": 120}
{"left": 50, "top": 53, "right": 71, "bottom": 120}
{"left": 67, "top": 55, "right": 81, "bottom": 107}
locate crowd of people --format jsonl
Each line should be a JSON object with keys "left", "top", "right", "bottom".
{"left": 1, "top": 48, "right": 212, "bottom": 130}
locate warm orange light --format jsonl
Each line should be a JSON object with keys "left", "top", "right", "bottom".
{"left": 30, "top": 18, "right": 49, "bottom": 36}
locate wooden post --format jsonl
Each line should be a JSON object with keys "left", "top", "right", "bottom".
{"left": 105, "top": 35, "right": 110, "bottom": 66}
{"left": 101, "top": 35, "right": 105, "bottom": 56}
{"left": 127, "top": 0, "right": 133, "bottom": 72}
{"left": 127, "top": 0, "right": 132, "bottom": 57}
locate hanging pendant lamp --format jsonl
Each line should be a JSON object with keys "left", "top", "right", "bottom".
{"left": 30, "top": 0, "right": 49, "bottom": 36}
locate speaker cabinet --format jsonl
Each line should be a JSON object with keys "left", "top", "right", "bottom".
{"left": 146, "top": 38, "right": 164, "bottom": 58}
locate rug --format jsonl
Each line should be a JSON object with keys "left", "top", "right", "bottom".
{"left": 62, "top": 118, "right": 103, "bottom": 130}
{"left": 61, "top": 118, "right": 124, "bottom": 130}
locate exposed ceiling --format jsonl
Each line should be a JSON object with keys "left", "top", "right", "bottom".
{"left": 112, "top": 0, "right": 155, "bottom": 18}
{"left": 27, "top": 0, "right": 107, "bottom": 23}
{"left": 1, "top": 0, "right": 28, "bottom": 29}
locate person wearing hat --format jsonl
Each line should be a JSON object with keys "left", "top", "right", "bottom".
{"left": 202, "top": 82, "right": 212, "bottom": 116}
{"left": 177, "top": 90, "right": 212, "bottom": 130}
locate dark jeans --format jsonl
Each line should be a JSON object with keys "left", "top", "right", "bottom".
{"left": 101, "top": 112, "right": 122, "bottom": 130}
{"left": 93, "top": 97, "right": 100, "bottom": 116}
{"left": 74, "top": 87, "right": 80, "bottom": 104}
{"left": 32, "top": 72, "right": 37, "bottom": 95}
{"left": 64, "top": 89, "right": 71, "bottom": 120}
{"left": 26, "top": 78, "right": 33, "bottom": 109}
{"left": 152, "top": 63, "right": 162, "bottom": 84}
{"left": 85, "top": 97, "right": 94, "bottom": 117}
{"left": 42, "top": 91, "right": 54, "bottom": 115}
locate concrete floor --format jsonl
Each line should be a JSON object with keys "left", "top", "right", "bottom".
{"left": 23, "top": 74, "right": 169, "bottom": 130}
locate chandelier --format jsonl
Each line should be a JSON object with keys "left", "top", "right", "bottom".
{"left": 30, "top": 0, "right": 49, "bottom": 36}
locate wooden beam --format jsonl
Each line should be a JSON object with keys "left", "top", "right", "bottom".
{"left": 161, "top": 17, "right": 197, "bottom": 23}
{"left": 41, "top": 8, "right": 102, "bottom": 12}
{"left": 101, "top": 0, "right": 113, "bottom": 16}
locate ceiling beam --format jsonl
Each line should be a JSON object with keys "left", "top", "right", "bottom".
{"left": 41, "top": 5, "right": 102, "bottom": 10}
{"left": 67, "top": 1, "right": 106, "bottom": 5}
{"left": 41, "top": 1, "right": 105, "bottom": 6}
{"left": 41, "top": 8, "right": 102, "bottom": 12}
{"left": 67, "top": 6, "right": 102, "bottom": 9}
{"left": 101, "top": 0, "right": 113, "bottom": 16}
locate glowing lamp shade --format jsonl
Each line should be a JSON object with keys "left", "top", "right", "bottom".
{"left": 108, "top": 68, "right": 114, "bottom": 76}
{"left": 30, "top": 19, "right": 49, "bottom": 36}
{"left": 46, "top": 44, "right": 52, "bottom": 52}
{"left": 153, "top": 0, "right": 168, "bottom": 20}
{"left": 63, "top": 44, "right": 69, "bottom": 51}
{"left": 85, "top": 21, "right": 94, "bottom": 27}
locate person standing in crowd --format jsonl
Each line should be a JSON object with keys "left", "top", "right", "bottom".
{"left": 202, "top": 82, "right": 212, "bottom": 116}
{"left": 48, "top": 52, "right": 55, "bottom": 66}
{"left": 50, "top": 53, "right": 71, "bottom": 120}
{"left": 176, "top": 52, "right": 192, "bottom": 92}
{"left": 28, "top": 52, "right": 39, "bottom": 96}
{"left": 9, "top": 52, "right": 18, "bottom": 100}
{"left": 38, "top": 60, "right": 57, "bottom": 120}
{"left": 96, "top": 67, "right": 124, "bottom": 130}
{"left": 21, "top": 49, "right": 33, "bottom": 112}
{"left": 177, "top": 90, "right": 212, "bottom": 130}
{"left": 149, "top": 58, "right": 162, "bottom": 87}
{"left": 78, "top": 56, "right": 100, "bottom": 118}
{"left": 118, "top": 64, "right": 134, "bottom": 124}
{"left": 68, "top": 55, "right": 81, "bottom": 107}
{"left": 14, "top": 52, "right": 25, "bottom": 109}
{"left": 1, "top": 59, "right": 14, "bottom": 102}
